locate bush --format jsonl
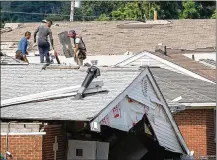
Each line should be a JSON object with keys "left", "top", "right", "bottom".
{"left": 97, "top": 14, "right": 110, "bottom": 21}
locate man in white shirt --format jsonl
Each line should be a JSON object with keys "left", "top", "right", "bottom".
{"left": 68, "top": 30, "right": 86, "bottom": 66}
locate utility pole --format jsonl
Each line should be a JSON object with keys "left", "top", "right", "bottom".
{"left": 70, "top": 0, "right": 75, "bottom": 21}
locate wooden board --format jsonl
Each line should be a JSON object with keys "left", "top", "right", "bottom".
{"left": 58, "top": 31, "right": 74, "bottom": 58}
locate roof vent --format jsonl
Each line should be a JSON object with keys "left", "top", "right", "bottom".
{"left": 155, "top": 43, "right": 167, "bottom": 55}
{"left": 75, "top": 65, "right": 100, "bottom": 99}
{"left": 192, "top": 54, "right": 195, "bottom": 60}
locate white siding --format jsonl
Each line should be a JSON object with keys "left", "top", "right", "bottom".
{"left": 127, "top": 76, "right": 183, "bottom": 153}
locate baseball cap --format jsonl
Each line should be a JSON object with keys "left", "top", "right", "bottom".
{"left": 67, "top": 30, "right": 76, "bottom": 37}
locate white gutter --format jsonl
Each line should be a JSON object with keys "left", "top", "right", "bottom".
{"left": 1, "top": 132, "right": 46, "bottom": 135}
{"left": 181, "top": 102, "right": 216, "bottom": 107}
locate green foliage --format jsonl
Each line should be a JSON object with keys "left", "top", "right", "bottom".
{"left": 211, "top": 10, "right": 216, "bottom": 19}
{"left": 0, "top": 1, "right": 216, "bottom": 22}
{"left": 112, "top": 2, "right": 147, "bottom": 21}
{"left": 97, "top": 14, "right": 110, "bottom": 21}
{"left": 111, "top": 1, "right": 180, "bottom": 20}
{"left": 180, "top": 1, "right": 201, "bottom": 19}
{"left": 198, "top": 1, "right": 216, "bottom": 18}
{"left": 157, "top": 2, "right": 180, "bottom": 19}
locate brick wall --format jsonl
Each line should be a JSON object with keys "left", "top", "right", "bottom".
{"left": 174, "top": 109, "right": 216, "bottom": 159}
{"left": 0, "top": 135, "right": 43, "bottom": 160}
{"left": 42, "top": 125, "right": 67, "bottom": 160}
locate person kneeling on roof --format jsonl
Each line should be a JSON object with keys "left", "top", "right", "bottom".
{"left": 67, "top": 30, "right": 87, "bottom": 66}
{"left": 15, "top": 31, "right": 31, "bottom": 63}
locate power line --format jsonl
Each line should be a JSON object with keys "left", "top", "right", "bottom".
{"left": 0, "top": 11, "right": 100, "bottom": 18}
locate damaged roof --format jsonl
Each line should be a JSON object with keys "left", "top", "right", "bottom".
{"left": 1, "top": 65, "right": 215, "bottom": 120}
{"left": 1, "top": 19, "right": 215, "bottom": 55}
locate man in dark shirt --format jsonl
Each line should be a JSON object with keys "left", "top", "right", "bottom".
{"left": 34, "top": 20, "right": 54, "bottom": 63}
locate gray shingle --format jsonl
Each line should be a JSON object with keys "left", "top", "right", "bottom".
{"left": 1, "top": 65, "right": 141, "bottom": 120}
{"left": 150, "top": 68, "right": 215, "bottom": 103}
{"left": 1, "top": 19, "right": 216, "bottom": 56}
{"left": 1, "top": 65, "right": 215, "bottom": 121}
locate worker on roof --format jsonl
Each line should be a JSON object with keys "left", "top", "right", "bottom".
{"left": 68, "top": 30, "right": 87, "bottom": 66}
{"left": 34, "top": 20, "right": 54, "bottom": 63}
{"left": 15, "top": 31, "right": 31, "bottom": 63}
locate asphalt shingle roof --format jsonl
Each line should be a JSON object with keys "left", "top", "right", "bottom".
{"left": 1, "top": 65, "right": 141, "bottom": 120}
{"left": 150, "top": 68, "right": 215, "bottom": 103}
{"left": 1, "top": 65, "right": 215, "bottom": 120}
{"left": 1, "top": 19, "right": 215, "bottom": 55}
{"left": 151, "top": 51, "right": 216, "bottom": 82}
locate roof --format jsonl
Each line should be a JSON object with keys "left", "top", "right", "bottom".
{"left": 1, "top": 65, "right": 215, "bottom": 121}
{"left": 1, "top": 19, "right": 215, "bottom": 56}
{"left": 151, "top": 51, "right": 216, "bottom": 82}
{"left": 1, "top": 65, "right": 141, "bottom": 120}
{"left": 1, "top": 54, "right": 28, "bottom": 65}
{"left": 0, "top": 64, "right": 191, "bottom": 154}
{"left": 149, "top": 68, "right": 215, "bottom": 104}
{"left": 199, "top": 59, "right": 216, "bottom": 69}
{"left": 115, "top": 50, "right": 216, "bottom": 83}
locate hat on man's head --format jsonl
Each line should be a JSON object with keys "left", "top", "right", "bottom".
{"left": 67, "top": 30, "right": 76, "bottom": 37}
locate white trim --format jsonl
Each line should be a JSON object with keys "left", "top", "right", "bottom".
{"left": 0, "top": 132, "right": 46, "bottom": 136}
{"left": 181, "top": 102, "right": 216, "bottom": 107}
{"left": 0, "top": 122, "right": 42, "bottom": 125}
{"left": 114, "top": 51, "right": 148, "bottom": 66}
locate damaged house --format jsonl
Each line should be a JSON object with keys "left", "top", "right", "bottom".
{"left": 1, "top": 19, "right": 215, "bottom": 160}
{"left": 114, "top": 49, "right": 216, "bottom": 159}
{"left": 1, "top": 64, "right": 191, "bottom": 160}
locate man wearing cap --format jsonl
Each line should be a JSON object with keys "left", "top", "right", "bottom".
{"left": 68, "top": 30, "right": 86, "bottom": 66}
{"left": 34, "top": 20, "right": 54, "bottom": 63}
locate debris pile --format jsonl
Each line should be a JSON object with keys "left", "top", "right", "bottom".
{"left": 1, "top": 23, "right": 24, "bottom": 34}
{"left": 0, "top": 27, "right": 12, "bottom": 34}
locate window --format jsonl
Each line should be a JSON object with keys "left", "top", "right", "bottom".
{"left": 76, "top": 149, "right": 83, "bottom": 157}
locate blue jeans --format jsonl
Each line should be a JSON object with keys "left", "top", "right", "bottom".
{"left": 38, "top": 40, "right": 50, "bottom": 63}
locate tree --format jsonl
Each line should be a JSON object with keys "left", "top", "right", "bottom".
{"left": 180, "top": 1, "right": 201, "bottom": 19}
{"left": 198, "top": 1, "right": 216, "bottom": 18}
{"left": 112, "top": 2, "right": 149, "bottom": 21}
{"left": 157, "top": 2, "right": 180, "bottom": 19}
{"left": 111, "top": 1, "right": 180, "bottom": 20}
{"left": 211, "top": 10, "right": 216, "bottom": 19}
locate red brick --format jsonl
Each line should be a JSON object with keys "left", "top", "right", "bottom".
{"left": 174, "top": 109, "right": 216, "bottom": 158}
{"left": 0, "top": 135, "right": 43, "bottom": 160}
